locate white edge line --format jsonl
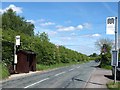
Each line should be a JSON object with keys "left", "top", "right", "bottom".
{"left": 54, "top": 71, "right": 66, "bottom": 76}
{"left": 24, "top": 78, "right": 49, "bottom": 88}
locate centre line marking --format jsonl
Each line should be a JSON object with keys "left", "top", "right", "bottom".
{"left": 77, "top": 66, "right": 80, "bottom": 68}
{"left": 54, "top": 71, "right": 66, "bottom": 76}
{"left": 24, "top": 78, "right": 49, "bottom": 88}
{"left": 69, "top": 68, "right": 74, "bottom": 71}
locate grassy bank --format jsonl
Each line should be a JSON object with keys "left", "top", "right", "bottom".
{"left": 0, "top": 63, "right": 10, "bottom": 80}
{"left": 107, "top": 82, "right": 120, "bottom": 90}
{"left": 101, "top": 65, "right": 112, "bottom": 70}
{"left": 36, "top": 61, "right": 85, "bottom": 71}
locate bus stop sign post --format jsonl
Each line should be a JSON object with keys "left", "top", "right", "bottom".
{"left": 114, "top": 17, "right": 118, "bottom": 83}
{"left": 106, "top": 17, "right": 118, "bottom": 83}
{"left": 14, "top": 36, "right": 20, "bottom": 72}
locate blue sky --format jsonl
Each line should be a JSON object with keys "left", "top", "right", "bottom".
{"left": 1, "top": 2, "right": 118, "bottom": 55}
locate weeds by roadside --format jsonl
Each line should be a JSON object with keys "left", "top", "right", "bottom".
{"left": 107, "top": 81, "right": 120, "bottom": 90}
{"left": 0, "top": 62, "right": 10, "bottom": 80}
{"left": 36, "top": 61, "right": 84, "bottom": 71}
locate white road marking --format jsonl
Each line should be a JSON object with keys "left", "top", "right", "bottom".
{"left": 24, "top": 78, "right": 49, "bottom": 88}
{"left": 68, "top": 68, "right": 74, "bottom": 71}
{"left": 54, "top": 71, "right": 66, "bottom": 76}
{"left": 77, "top": 66, "right": 80, "bottom": 68}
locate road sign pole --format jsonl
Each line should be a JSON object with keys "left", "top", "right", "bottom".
{"left": 14, "top": 43, "right": 16, "bottom": 72}
{"left": 14, "top": 36, "right": 20, "bottom": 73}
{"left": 114, "top": 17, "right": 118, "bottom": 83}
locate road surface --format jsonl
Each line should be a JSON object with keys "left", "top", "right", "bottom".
{"left": 1, "top": 61, "right": 99, "bottom": 88}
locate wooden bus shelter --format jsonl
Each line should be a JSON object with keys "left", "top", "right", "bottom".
{"left": 16, "top": 50, "right": 36, "bottom": 73}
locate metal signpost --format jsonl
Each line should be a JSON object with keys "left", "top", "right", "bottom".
{"left": 14, "top": 36, "right": 20, "bottom": 72}
{"left": 114, "top": 17, "right": 118, "bottom": 83}
{"left": 106, "top": 17, "right": 118, "bottom": 83}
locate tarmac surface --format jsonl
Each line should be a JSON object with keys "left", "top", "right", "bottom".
{"left": 1, "top": 61, "right": 119, "bottom": 89}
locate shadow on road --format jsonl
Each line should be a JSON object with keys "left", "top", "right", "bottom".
{"left": 73, "top": 78, "right": 105, "bottom": 86}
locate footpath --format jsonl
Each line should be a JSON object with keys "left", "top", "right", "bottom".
{"left": 85, "top": 67, "right": 120, "bottom": 88}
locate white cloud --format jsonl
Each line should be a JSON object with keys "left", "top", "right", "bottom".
{"left": 38, "top": 18, "right": 46, "bottom": 22}
{"left": 57, "top": 24, "right": 83, "bottom": 32}
{"left": 80, "top": 33, "right": 101, "bottom": 38}
{"left": 61, "top": 37, "right": 72, "bottom": 41}
{"left": 76, "top": 25, "right": 83, "bottom": 30}
{"left": 27, "top": 20, "right": 35, "bottom": 24}
{"left": 56, "top": 23, "right": 91, "bottom": 32}
{"left": 71, "top": 33, "right": 76, "bottom": 35}
{"left": 92, "top": 34, "right": 101, "bottom": 37}
{"left": 47, "top": 31, "right": 57, "bottom": 36}
{"left": 83, "top": 23, "right": 92, "bottom": 29}
{"left": 40, "top": 22, "right": 55, "bottom": 26}
{"left": 0, "top": 4, "right": 23, "bottom": 14}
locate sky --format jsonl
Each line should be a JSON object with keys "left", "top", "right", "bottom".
{"left": 1, "top": 2, "right": 118, "bottom": 55}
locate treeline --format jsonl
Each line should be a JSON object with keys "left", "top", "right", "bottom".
{"left": 2, "top": 9, "right": 89, "bottom": 66}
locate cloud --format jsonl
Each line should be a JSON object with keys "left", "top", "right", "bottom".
{"left": 56, "top": 24, "right": 83, "bottom": 32}
{"left": 27, "top": 20, "right": 35, "bottom": 24}
{"left": 61, "top": 37, "right": 72, "bottom": 41}
{"left": 71, "top": 33, "right": 76, "bottom": 35}
{"left": 83, "top": 23, "right": 92, "bottom": 29}
{"left": 40, "top": 22, "right": 55, "bottom": 26}
{"left": 0, "top": 4, "right": 23, "bottom": 14}
{"left": 92, "top": 34, "right": 101, "bottom": 37}
{"left": 80, "top": 33, "right": 101, "bottom": 38}
{"left": 56, "top": 23, "right": 91, "bottom": 32}
{"left": 38, "top": 18, "right": 46, "bottom": 22}
{"left": 47, "top": 31, "right": 57, "bottom": 36}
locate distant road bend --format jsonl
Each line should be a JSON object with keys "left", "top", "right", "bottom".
{"left": 2, "top": 61, "right": 99, "bottom": 88}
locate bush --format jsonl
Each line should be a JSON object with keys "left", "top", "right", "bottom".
{"left": 99, "top": 53, "right": 111, "bottom": 69}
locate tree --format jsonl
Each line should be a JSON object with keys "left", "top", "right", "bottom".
{"left": 2, "top": 8, "right": 34, "bottom": 36}
{"left": 95, "top": 38, "right": 113, "bottom": 53}
{"left": 95, "top": 38, "right": 113, "bottom": 67}
{"left": 39, "top": 32, "right": 50, "bottom": 42}
{"left": 89, "top": 53, "right": 98, "bottom": 57}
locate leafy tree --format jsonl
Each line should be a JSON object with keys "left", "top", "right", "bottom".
{"left": 95, "top": 38, "right": 113, "bottom": 53}
{"left": 38, "top": 32, "right": 50, "bottom": 42}
{"left": 95, "top": 38, "right": 113, "bottom": 67}
{"left": 89, "top": 53, "right": 98, "bottom": 57}
{"left": 2, "top": 8, "right": 34, "bottom": 36}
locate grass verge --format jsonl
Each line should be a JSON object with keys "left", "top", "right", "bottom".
{"left": 107, "top": 82, "right": 120, "bottom": 90}
{"left": 0, "top": 62, "right": 10, "bottom": 80}
{"left": 36, "top": 61, "right": 85, "bottom": 71}
{"left": 100, "top": 65, "right": 112, "bottom": 70}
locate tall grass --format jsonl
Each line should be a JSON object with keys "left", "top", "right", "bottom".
{"left": 36, "top": 61, "right": 84, "bottom": 71}
{"left": 107, "top": 82, "right": 120, "bottom": 90}
{"left": 0, "top": 62, "right": 10, "bottom": 80}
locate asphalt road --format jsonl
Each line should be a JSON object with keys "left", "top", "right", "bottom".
{"left": 1, "top": 61, "right": 99, "bottom": 88}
